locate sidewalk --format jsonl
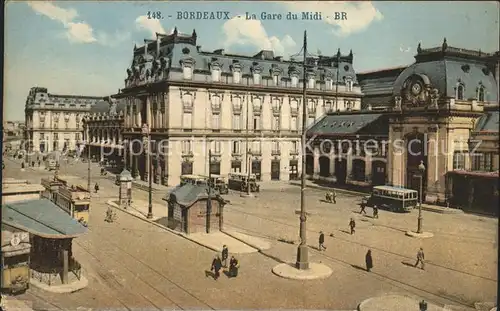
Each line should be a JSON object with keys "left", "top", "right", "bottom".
{"left": 106, "top": 198, "right": 271, "bottom": 254}
{"left": 103, "top": 174, "right": 172, "bottom": 193}
{"left": 290, "top": 180, "right": 464, "bottom": 215}
{"left": 1, "top": 295, "right": 34, "bottom": 311}
{"left": 357, "top": 294, "right": 462, "bottom": 311}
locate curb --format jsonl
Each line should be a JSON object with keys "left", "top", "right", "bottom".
{"left": 105, "top": 200, "right": 220, "bottom": 253}
{"left": 421, "top": 206, "right": 463, "bottom": 214}
{"left": 220, "top": 229, "right": 266, "bottom": 252}
{"left": 289, "top": 181, "right": 366, "bottom": 197}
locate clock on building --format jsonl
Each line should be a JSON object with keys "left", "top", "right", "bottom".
{"left": 411, "top": 82, "right": 422, "bottom": 95}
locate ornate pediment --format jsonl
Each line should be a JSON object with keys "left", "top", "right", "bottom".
{"left": 401, "top": 74, "right": 431, "bottom": 107}
{"left": 180, "top": 90, "right": 194, "bottom": 112}
{"left": 251, "top": 62, "right": 262, "bottom": 74}
{"left": 270, "top": 97, "right": 282, "bottom": 115}
{"left": 290, "top": 97, "right": 300, "bottom": 115}
{"left": 179, "top": 57, "right": 196, "bottom": 67}
{"left": 251, "top": 94, "right": 263, "bottom": 115}
{"left": 231, "top": 95, "right": 243, "bottom": 114}
{"left": 307, "top": 99, "right": 317, "bottom": 115}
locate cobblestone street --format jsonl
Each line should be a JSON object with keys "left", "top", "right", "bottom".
{"left": 4, "top": 157, "right": 497, "bottom": 310}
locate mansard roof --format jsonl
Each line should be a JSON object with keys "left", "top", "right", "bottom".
{"left": 393, "top": 39, "right": 498, "bottom": 103}
{"left": 474, "top": 111, "right": 499, "bottom": 132}
{"left": 90, "top": 100, "right": 109, "bottom": 113}
{"left": 128, "top": 28, "right": 359, "bottom": 84}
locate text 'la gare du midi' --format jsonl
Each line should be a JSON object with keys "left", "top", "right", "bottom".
{"left": 175, "top": 11, "right": 348, "bottom": 21}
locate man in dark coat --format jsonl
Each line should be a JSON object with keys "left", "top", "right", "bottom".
{"left": 229, "top": 256, "right": 239, "bottom": 278}
{"left": 365, "top": 250, "right": 373, "bottom": 272}
{"left": 94, "top": 182, "right": 100, "bottom": 193}
{"left": 221, "top": 245, "right": 229, "bottom": 267}
{"left": 349, "top": 218, "right": 356, "bottom": 235}
{"left": 414, "top": 247, "right": 425, "bottom": 270}
{"left": 318, "top": 231, "right": 326, "bottom": 251}
{"left": 373, "top": 205, "right": 379, "bottom": 219}
{"left": 211, "top": 256, "right": 222, "bottom": 280}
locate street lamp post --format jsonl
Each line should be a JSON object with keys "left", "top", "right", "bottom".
{"left": 207, "top": 149, "right": 213, "bottom": 233}
{"left": 143, "top": 124, "right": 153, "bottom": 219}
{"left": 296, "top": 30, "right": 309, "bottom": 270}
{"left": 417, "top": 160, "right": 425, "bottom": 233}
{"left": 85, "top": 124, "right": 91, "bottom": 198}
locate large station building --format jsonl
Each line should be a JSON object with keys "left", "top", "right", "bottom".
{"left": 306, "top": 40, "right": 499, "bottom": 214}
{"left": 108, "top": 28, "right": 362, "bottom": 186}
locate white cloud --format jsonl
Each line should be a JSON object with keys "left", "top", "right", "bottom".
{"left": 284, "top": 1, "right": 383, "bottom": 37}
{"left": 222, "top": 17, "right": 296, "bottom": 57}
{"left": 27, "top": 1, "right": 127, "bottom": 46}
{"left": 135, "top": 15, "right": 166, "bottom": 37}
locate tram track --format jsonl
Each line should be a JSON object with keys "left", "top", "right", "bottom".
{"left": 223, "top": 207, "right": 493, "bottom": 308}
{"left": 74, "top": 231, "right": 216, "bottom": 310}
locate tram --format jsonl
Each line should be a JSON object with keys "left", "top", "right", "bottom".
{"left": 54, "top": 184, "right": 90, "bottom": 226}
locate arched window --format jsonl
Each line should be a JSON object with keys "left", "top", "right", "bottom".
{"left": 478, "top": 86, "right": 485, "bottom": 102}
{"left": 456, "top": 84, "right": 464, "bottom": 100}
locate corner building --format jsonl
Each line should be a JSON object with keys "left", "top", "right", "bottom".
{"left": 113, "top": 28, "right": 362, "bottom": 186}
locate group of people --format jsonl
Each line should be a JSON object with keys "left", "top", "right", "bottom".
{"left": 210, "top": 245, "right": 240, "bottom": 280}
{"left": 318, "top": 231, "right": 426, "bottom": 272}
{"left": 359, "top": 201, "right": 379, "bottom": 218}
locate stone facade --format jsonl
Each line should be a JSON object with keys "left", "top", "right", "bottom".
{"left": 307, "top": 39, "right": 499, "bottom": 208}
{"left": 113, "top": 28, "right": 363, "bottom": 186}
{"left": 24, "top": 87, "right": 102, "bottom": 155}
{"left": 82, "top": 97, "right": 125, "bottom": 166}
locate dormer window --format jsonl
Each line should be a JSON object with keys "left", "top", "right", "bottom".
{"left": 346, "top": 78, "right": 353, "bottom": 92}
{"left": 183, "top": 66, "right": 192, "bottom": 80}
{"left": 477, "top": 86, "right": 485, "bottom": 102}
{"left": 273, "top": 75, "right": 279, "bottom": 86}
{"left": 325, "top": 78, "right": 333, "bottom": 90}
{"left": 456, "top": 84, "right": 464, "bottom": 100}
{"left": 212, "top": 68, "right": 221, "bottom": 82}
{"left": 291, "top": 76, "right": 299, "bottom": 88}
{"left": 233, "top": 70, "right": 241, "bottom": 84}
{"left": 253, "top": 73, "right": 261, "bottom": 85}
{"left": 308, "top": 77, "right": 315, "bottom": 89}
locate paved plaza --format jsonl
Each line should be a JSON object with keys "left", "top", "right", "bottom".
{"left": 3, "top": 156, "right": 498, "bottom": 310}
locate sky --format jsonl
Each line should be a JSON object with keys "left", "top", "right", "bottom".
{"left": 3, "top": 1, "right": 499, "bottom": 121}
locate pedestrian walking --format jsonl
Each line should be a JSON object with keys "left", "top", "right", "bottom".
{"left": 365, "top": 250, "right": 373, "bottom": 272}
{"left": 94, "top": 182, "right": 100, "bottom": 193}
{"left": 349, "top": 218, "right": 356, "bottom": 235}
{"left": 414, "top": 247, "right": 425, "bottom": 270}
{"left": 332, "top": 189, "right": 337, "bottom": 204}
{"left": 373, "top": 205, "right": 379, "bottom": 219}
{"left": 318, "top": 231, "right": 327, "bottom": 251}
{"left": 228, "top": 256, "right": 239, "bottom": 278}
{"left": 37, "top": 160, "right": 41, "bottom": 167}
{"left": 360, "top": 202, "right": 367, "bottom": 214}
{"left": 221, "top": 245, "right": 229, "bottom": 267}
{"left": 211, "top": 256, "right": 223, "bottom": 280}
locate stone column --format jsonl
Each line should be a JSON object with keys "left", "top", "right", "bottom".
{"left": 313, "top": 146, "right": 320, "bottom": 179}
{"left": 346, "top": 153, "right": 353, "bottom": 182}
{"left": 425, "top": 125, "right": 441, "bottom": 203}
{"left": 389, "top": 126, "right": 404, "bottom": 186}
{"left": 146, "top": 97, "right": 152, "bottom": 127}
{"left": 329, "top": 153, "right": 336, "bottom": 181}
{"left": 365, "top": 154, "right": 372, "bottom": 184}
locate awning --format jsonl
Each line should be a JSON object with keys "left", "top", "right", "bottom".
{"left": 2, "top": 199, "right": 88, "bottom": 239}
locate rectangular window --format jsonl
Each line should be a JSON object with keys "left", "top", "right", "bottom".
{"left": 325, "top": 79, "right": 333, "bottom": 90}
{"left": 453, "top": 151, "right": 466, "bottom": 170}
{"left": 346, "top": 80, "right": 353, "bottom": 92}
{"left": 272, "top": 141, "right": 280, "bottom": 153}
{"left": 183, "top": 67, "right": 192, "bottom": 80}
{"left": 182, "top": 141, "right": 192, "bottom": 154}
{"left": 212, "top": 69, "right": 221, "bottom": 82}
{"left": 253, "top": 73, "right": 260, "bottom": 85}
{"left": 290, "top": 116, "right": 298, "bottom": 131}
{"left": 252, "top": 141, "right": 261, "bottom": 154}
{"left": 308, "top": 78, "right": 315, "bottom": 89}
{"left": 75, "top": 133, "right": 80, "bottom": 140}
{"left": 211, "top": 141, "right": 222, "bottom": 153}
{"left": 232, "top": 114, "right": 241, "bottom": 130}
{"left": 291, "top": 141, "right": 299, "bottom": 153}
{"left": 232, "top": 141, "right": 240, "bottom": 154}
{"left": 291, "top": 76, "right": 299, "bottom": 88}
{"left": 212, "top": 114, "right": 220, "bottom": 130}
{"left": 272, "top": 115, "right": 280, "bottom": 131}
{"left": 233, "top": 71, "right": 241, "bottom": 84}
{"left": 183, "top": 112, "right": 192, "bottom": 129}
{"left": 253, "top": 116, "right": 260, "bottom": 130}
{"left": 273, "top": 75, "right": 279, "bottom": 86}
